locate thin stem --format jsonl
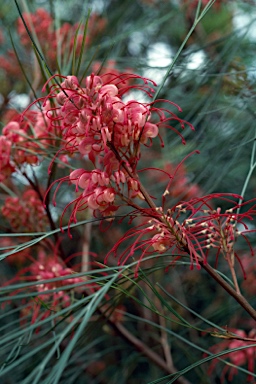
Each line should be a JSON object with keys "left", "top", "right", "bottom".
{"left": 226, "top": 253, "right": 241, "bottom": 295}
{"left": 153, "top": 0, "right": 216, "bottom": 102}
{"left": 91, "top": 287, "right": 191, "bottom": 383}
{"left": 201, "top": 262, "right": 256, "bottom": 321}
{"left": 141, "top": 180, "right": 256, "bottom": 319}
{"left": 156, "top": 301, "right": 174, "bottom": 368}
{"left": 22, "top": 170, "right": 66, "bottom": 259}
{"left": 113, "top": 321, "right": 191, "bottom": 384}
{"left": 117, "top": 162, "right": 256, "bottom": 320}
{"left": 81, "top": 219, "right": 92, "bottom": 273}
{"left": 116, "top": 159, "right": 256, "bottom": 320}
{"left": 237, "top": 128, "right": 256, "bottom": 213}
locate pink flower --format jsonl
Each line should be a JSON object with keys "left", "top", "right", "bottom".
{"left": 206, "top": 329, "right": 256, "bottom": 382}
{"left": 2, "top": 114, "right": 40, "bottom": 166}
{"left": 41, "top": 71, "right": 193, "bottom": 227}
{"left": 2, "top": 189, "right": 47, "bottom": 232}
{"left": 8, "top": 249, "right": 86, "bottom": 325}
{"left": 0, "top": 136, "right": 15, "bottom": 181}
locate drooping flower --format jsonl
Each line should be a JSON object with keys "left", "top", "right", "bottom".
{"left": 40, "top": 71, "right": 193, "bottom": 226}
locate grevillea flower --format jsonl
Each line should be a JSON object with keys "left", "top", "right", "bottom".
{"left": 2, "top": 114, "right": 39, "bottom": 166}
{"left": 206, "top": 329, "right": 256, "bottom": 382}
{"left": 5, "top": 248, "right": 86, "bottom": 325}
{"left": 104, "top": 194, "right": 256, "bottom": 276}
{"left": 28, "top": 250, "right": 83, "bottom": 293}
{"left": 39, "top": 71, "right": 193, "bottom": 228}
{"left": 0, "top": 135, "right": 15, "bottom": 181}
{"left": 1, "top": 107, "right": 62, "bottom": 177}
{"left": 34, "top": 70, "right": 256, "bottom": 278}
{"left": 2, "top": 189, "right": 47, "bottom": 232}
{"left": 175, "top": 195, "right": 256, "bottom": 265}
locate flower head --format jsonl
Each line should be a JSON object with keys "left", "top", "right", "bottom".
{"left": 2, "top": 189, "right": 47, "bottom": 232}
{"left": 40, "top": 71, "right": 193, "bottom": 228}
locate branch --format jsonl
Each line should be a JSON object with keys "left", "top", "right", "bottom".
{"left": 201, "top": 262, "right": 256, "bottom": 321}
{"left": 112, "top": 321, "right": 191, "bottom": 384}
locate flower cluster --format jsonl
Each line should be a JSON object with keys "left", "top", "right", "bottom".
{"left": 20, "top": 249, "right": 84, "bottom": 323}
{"left": 0, "top": 135, "right": 15, "bottom": 182}
{"left": 178, "top": 196, "right": 255, "bottom": 263}
{"left": 104, "top": 194, "right": 256, "bottom": 275}
{"left": 51, "top": 73, "right": 160, "bottom": 158}
{"left": 41, "top": 72, "right": 193, "bottom": 224}
{"left": 29, "top": 250, "right": 83, "bottom": 295}
{"left": 0, "top": 105, "right": 63, "bottom": 182}
{"left": 0, "top": 110, "right": 42, "bottom": 182}
{"left": 2, "top": 189, "right": 47, "bottom": 232}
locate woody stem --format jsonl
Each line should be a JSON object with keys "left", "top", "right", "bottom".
{"left": 201, "top": 262, "right": 256, "bottom": 321}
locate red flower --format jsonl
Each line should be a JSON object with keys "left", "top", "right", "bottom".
{"left": 39, "top": 72, "right": 193, "bottom": 229}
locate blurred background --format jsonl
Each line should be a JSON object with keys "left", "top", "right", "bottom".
{"left": 0, "top": 1, "right": 256, "bottom": 383}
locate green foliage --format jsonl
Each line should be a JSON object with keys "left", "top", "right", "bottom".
{"left": 0, "top": 1, "right": 256, "bottom": 383}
